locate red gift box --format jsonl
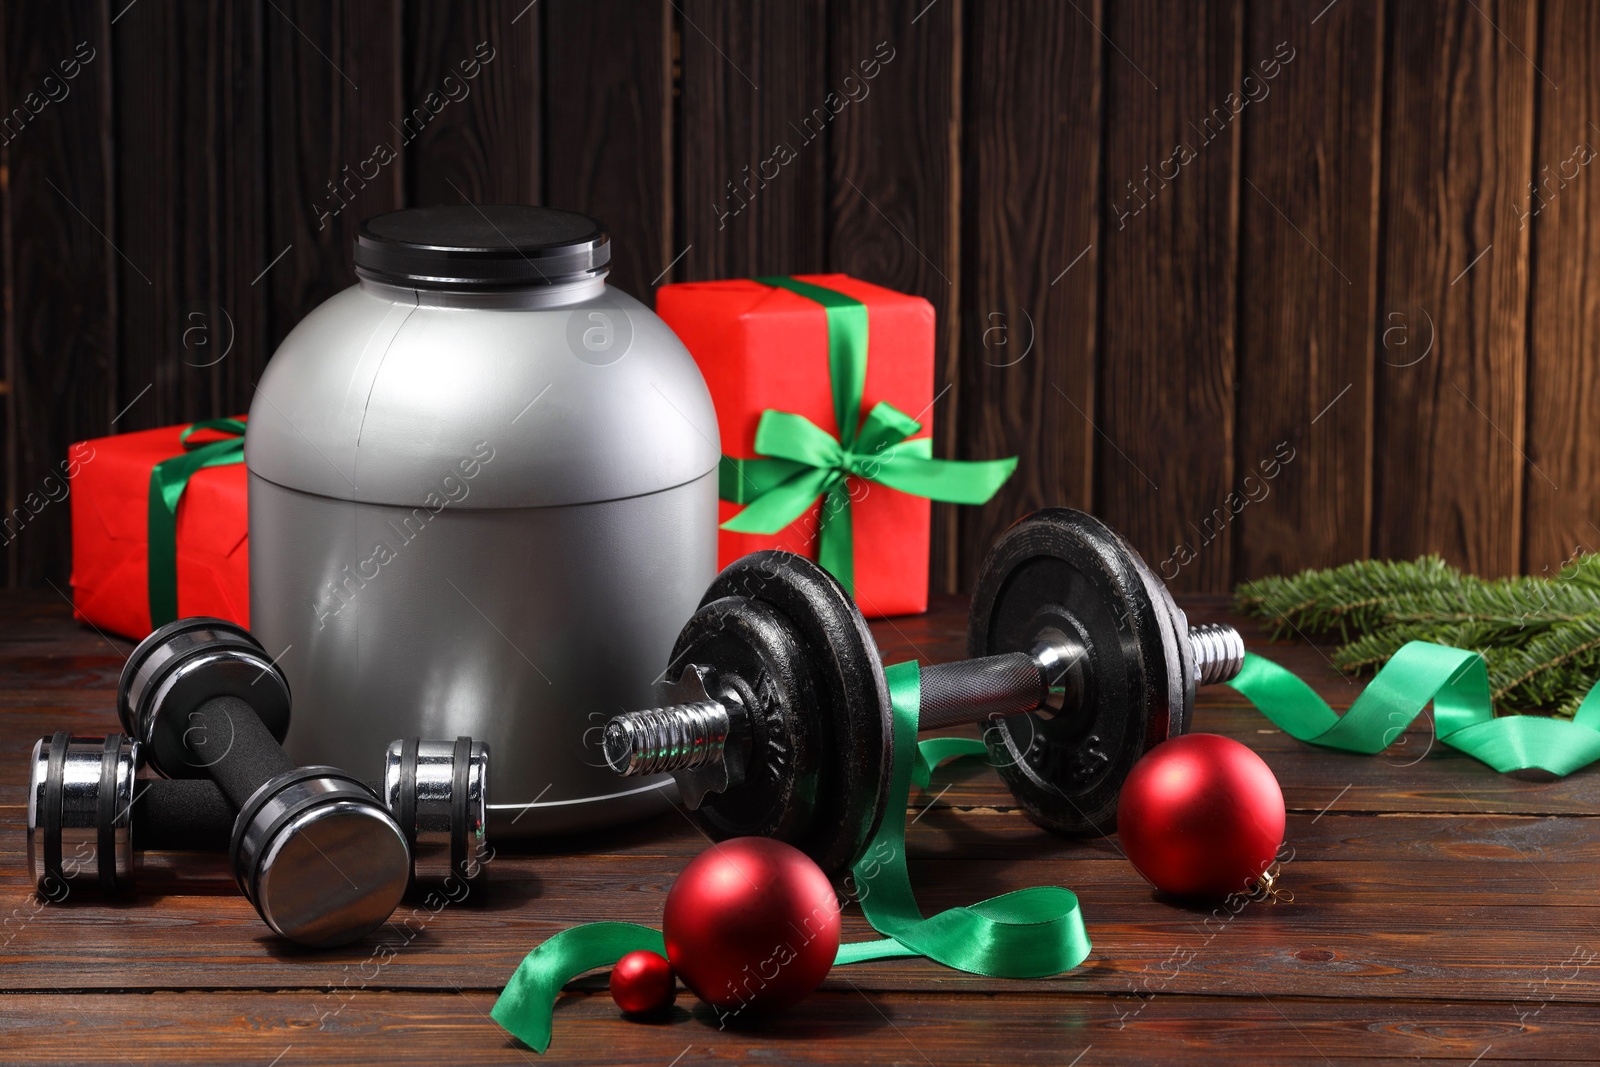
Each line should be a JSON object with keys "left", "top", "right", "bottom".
{"left": 657, "top": 275, "right": 937, "bottom": 618}
{"left": 69, "top": 421, "right": 250, "bottom": 640}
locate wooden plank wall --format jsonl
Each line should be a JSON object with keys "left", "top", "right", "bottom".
{"left": 0, "top": 0, "right": 1584, "bottom": 596}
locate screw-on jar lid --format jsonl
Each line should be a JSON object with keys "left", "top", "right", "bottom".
{"left": 354, "top": 204, "right": 610, "bottom": 289}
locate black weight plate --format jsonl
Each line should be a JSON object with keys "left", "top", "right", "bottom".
{"left": 697, "top": 551, "right": 893, "bottom": 876}
{"left": 671, "top": 597, "right": 821, "bottom": 847}
{"left": 968, "top": 508, "right": 1192, "bottom": 837}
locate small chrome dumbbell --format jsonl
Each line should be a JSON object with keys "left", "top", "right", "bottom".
{"left": 602, "top": 508, "right": 1246, "bottom": 875}
{"left": 27, "top": 734, "right": 489, "bottom": 906}
{"left": 115, "top": 617, "right": 410, "bottom": 945}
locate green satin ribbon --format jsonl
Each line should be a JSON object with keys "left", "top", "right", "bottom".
{"left": 719, "top": 277, "right": 1017, "bottom": 595}
{"left": 491, "top": 923, "right": 667, "bottom": 1050}
{"left": 145, "top": 418, "right": 246, "bottom": 627}
{"left": 490, "top": 660, "right": 1090, "bottom": 1053}
{"left": 1227, "top": 640, "right": 1600, "bottom": 776}
{"left": 845, "top": 661, "right": 1093, "bottom": 977}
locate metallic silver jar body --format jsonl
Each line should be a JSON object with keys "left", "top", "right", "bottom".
{"left": 246, "top": 218, "right": 719, "bottom": 838}
{"left": 247, "top": 468, "right": 715, "bottom": 835}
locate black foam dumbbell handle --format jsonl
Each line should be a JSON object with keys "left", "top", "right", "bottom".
{"left": 181, "top": 694, "right": 296, "bottom": 809}
{"left": 132, "top": 773, "right": 398, "bottom": 856}
{"left": 918, "top": 652, "right": 1046, "bottom": 731}
{"left": 134, "top": 780, "right": 235, "bottom": 853}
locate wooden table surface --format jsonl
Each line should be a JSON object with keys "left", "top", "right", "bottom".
{"left": 3, "top": 590, "right": 1597, "bottom": 1065}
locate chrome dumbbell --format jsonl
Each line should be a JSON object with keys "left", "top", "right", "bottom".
{"left": 27, "top": 733, "right": 489, "bottom": 909}
{"left": 113, "top": 617, "right": 410, "bottom": 945}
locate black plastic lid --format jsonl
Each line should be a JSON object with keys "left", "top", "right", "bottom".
{"left": 354, "top": 205, "right": 610, "bottom": 289}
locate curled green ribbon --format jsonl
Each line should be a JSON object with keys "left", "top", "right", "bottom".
{"left": 491, "top": 923, "right": 666, "bottom": 1050}
{"left": 1228, "top": 640, "right": 1600, "bottom": 776}
{"left": 848, "top": 661, "right": 1093, "bottom": 977}
{"left": 490, "top": 660, "right": 1090, "bottom": 1053}
{"left": 146, "top": 418, "right": 246, "bottom": 628}
{"left": 719, "top": 277, "right": 1017, "bottom": 595}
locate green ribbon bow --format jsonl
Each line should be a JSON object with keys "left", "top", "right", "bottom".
{"left": 718, "top": 277, "right": 1017, "bottom": 596}
{"left": 491, "top": 660, "right": 1091, "bottom": 1053}
{"left": 145, "top": 418, "right": 247, "bottom": 628}
{"left": 1228, "top": 640, "right": 1600, "bottom": 776}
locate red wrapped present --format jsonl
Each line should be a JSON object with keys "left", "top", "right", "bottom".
{"left": 69, "top": 418, "right": 249, "bottom": 640}
{"left": 656, "top": 275, "right": 1015, "bottom": 618}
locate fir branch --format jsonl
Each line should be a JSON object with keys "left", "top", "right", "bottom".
{"left": 1234, "top": 556, "right": 1600, "bottom": 715}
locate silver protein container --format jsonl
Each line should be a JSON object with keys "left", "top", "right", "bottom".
{"left": 246, "top": 205, "right": 719, "bottom": 837}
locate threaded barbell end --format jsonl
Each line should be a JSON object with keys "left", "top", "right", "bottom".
{"left": 1189, "top": 623, "right": 1246, "bottom": 686}
{"left": 602, "top": 700, "right": 730, "bottom": 777}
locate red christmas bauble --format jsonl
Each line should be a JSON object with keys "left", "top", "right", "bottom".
{"left": 1117, "top": 733, "right": 1286, "bottom": 899}
{"left": 662, "top": 837, "right": 840, "bottom": 1015}
{"left": 610, "top": 950, "right": 676, "bottom": 1016}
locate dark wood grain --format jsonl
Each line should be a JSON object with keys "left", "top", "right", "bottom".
{"left": 8, "top": 807, "right": 1600, "bottom": 1005}
{"left": 113, "top": 0, "right": 266, "bottom": 430}
{"left": 263, "top": 0, "right": 404, "bottom": 353}
{"left": 4, "top": 0, "right": 1599, "bottom": 602}
{"left": 827, "top": 0, "right": 963, "bottom": 593}
{"left": 676, "top": 0, "right": 827, "bottom": 281}
{"left": 1523, "top": 0, "right": 1600, "bottom": 574}
{"left": 1, "top": 1, "right": 116, "bottom": 588}
{"left": 404, "top": 0, "right": 540, "bottom": 209}
{"left": 11, "top": 6, "right": 1600, "bottom": 1055}
{"left": 4, "top": 592, "right": 1600, "bottom": 1058}
{"left": 3, "top": 0, "right": 1597, "bottom": 600}
{"left": 1233, "top": 0, "right": 1381, "bottom": 580}
{"left": 1096, "top": 0, "right": 1242, "bottom": 592}
{"left": 543, "top": 0, "right": 671, "bottom": 300}
{"left": 955, "top": 0, "right": 1101, "bottom": 591}
{"left": 3, "top": 596, "right": 1600, "bottom": 987}
{"left": 10, "top": 989, "right": 1600, "bottom": 1066}
{"left": 1372, "top": 0, "right": 1536, "bottom": 576}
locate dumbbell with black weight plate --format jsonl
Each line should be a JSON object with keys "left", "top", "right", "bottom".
{"left": 26, "top": 733, "right": 490, "bottom": 904}
{"left": 601, "top": 507, "right": 1247, "bottom": 876}
{"left": 114, "top": 617, "right": 410, "bottom": 946}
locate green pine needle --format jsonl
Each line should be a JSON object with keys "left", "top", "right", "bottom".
{"left": 1234, "top": 555, "right": 1600, "bottom": 716}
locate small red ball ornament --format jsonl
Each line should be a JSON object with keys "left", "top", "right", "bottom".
{"left": 610, "top": 950, "right": 676, "bottom": 1016}
{"left": 1117, "top": 733, "right": 1286, "bottom": 899}
{"left": 662, "top": 837, "right": 840, "bottom": 1016}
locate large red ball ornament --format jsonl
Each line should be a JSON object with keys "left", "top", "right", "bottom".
{"left": 662, "top": 837, "right": 841, "bottom": 1015}
{"left": 610, "top": 950, "right": 676, "bottom": 1016}
{"left": 1117, "top": 733, "right": 1286, "bottom": 899}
